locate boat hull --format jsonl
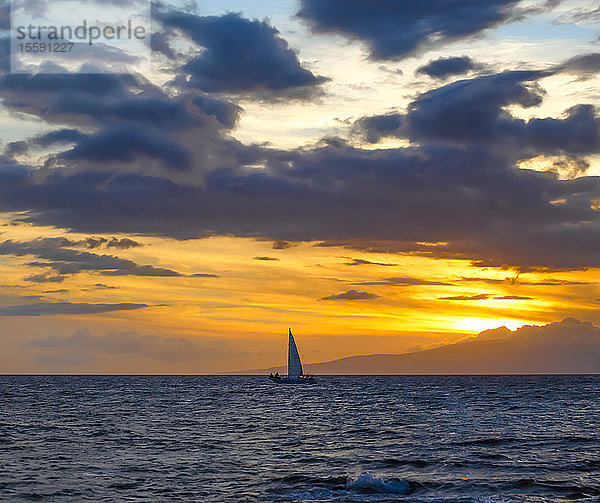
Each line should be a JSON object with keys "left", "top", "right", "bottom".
{"left": 269, "top": 375, "right": 315, "bottom": 384}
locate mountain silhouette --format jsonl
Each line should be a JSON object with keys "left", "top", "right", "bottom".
{"left": 243, "top": 318, "right": 600, "bottom": 374}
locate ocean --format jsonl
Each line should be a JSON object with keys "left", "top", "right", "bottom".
{"left": 0, "top": 375, "right": 598, "bottom": 502}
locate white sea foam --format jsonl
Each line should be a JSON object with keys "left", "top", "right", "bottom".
{"left": 346, "top": 472, "right": 410, "bottom": 494}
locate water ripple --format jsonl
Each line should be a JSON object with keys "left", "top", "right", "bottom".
{"left": 0, "top": 375, "right": 598, "bottom": 502}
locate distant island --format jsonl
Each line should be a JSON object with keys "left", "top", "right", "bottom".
{"left": 238, "top": 318, "right": 600, "bottom": 375}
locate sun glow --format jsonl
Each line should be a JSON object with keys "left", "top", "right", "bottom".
{"left": 457, "top": 317, "right": 533, "bottom": 333}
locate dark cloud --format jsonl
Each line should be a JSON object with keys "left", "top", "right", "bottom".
{"left": 193, "top": 95, "right": 242, "bottom": 129}
{"left": 106, "top": 238, "right": 143, "bottom": 249}
{"left": 58, "top": 126, "right": 191, "bottom": 171}
{"left": 538, "top": 155, "right": 591, "bottom": 179}
{"left": 400, "top": 70, "right": 600, "bottom": 158}
{"left": 459, "top": 276, "right": 592, "bottom": 286}
{"left": 524, "top": 105, "right": 600, "bottom": 156}
{"left": 31, "top": 128, "right": 85, "bottom": 146}
{"left": 439, "top": 294, "right": 492, "bottom": 300}
{"left": 86, "top": 284, "right": 118, "bottom": 290}
{"left": 272, "top": 240, "right": 295, "bottom": 249}
{"left": 344, "top": 258, "right": 397, "bottom": 266}
{"left": 297, "top": 0, "right": 521, "bottom": 60}
{"left": 0, "top": 56, "right": 599, "bottom": 273}
{"left": 352, "top": 113, "right": 402, "bottom": 143}
{"left": 189, "top": 273, "right": 219, "bottom": 278}
{"left": 0, "top": 238, "right": 182, "bottom": 277}
{"left": 0, "top": 302, "right": 147, "bottom": 316}
{"left": 355, "top": 276, "right": 452, "bottom": 286}
{"left": 320, "top": 289, "right": 380, "bottom": 300}
{"left": 42, "top": 289, "right": 69, "bottom": 294}
{"left": 100, "top": 265, "right": 181, "bottom": 277}
{"left": 554, "top": 53, "right": 600, "bottom": 79}
{"left": 350, "top": 69, "right": 597, "bottom": 158}
{"left": 254, "top": 256, "right": 279, "bottom": 261}
{"left": 0, "top": 71, "right": 244, "bottom": 182}
{"left": 0, "top": 71, "right": 231, "bottom": 134}
{"left": 48, "top": 236, "right": 142, "bottom": 250}
{"left": 5, "top": 141, "right": 29, "bottom": 156}
{"left": 2, "top": 132, "right": 599, "bottom": 272}
{"left": 23, "top": 272, "right": 66, "bottom": 283}
{"left": 416, "top": 56, "right": 478, "bottom": 79}
{"left": 405, "top": 70, "right": 544, "bottom": 143}
{"left": 0, "top": 73, "right": 145, "bottom": 124}
{"left": 439, "top": 293, "right": 533, "bottom": 300}
{"left": 157, "top": 11, "right": 327, "bottom": 99}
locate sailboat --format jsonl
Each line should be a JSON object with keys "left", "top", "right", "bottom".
{"left": 269, "top": 329, "right": 315, "bottom": 383}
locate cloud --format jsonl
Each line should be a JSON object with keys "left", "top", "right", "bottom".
{"left": 0, "top": 302, "right": 147, "bottom": 316}
{"left": 439, "top": 294, "right": 492, "bottom": 300}
{"left": 352, "top": 113, "right": 402, "bottom": 143}
{"left": 106, "top": 238, "right": 143, "bottom": 249}
{"left": 254, "top": 256, "right": 279, "bottom": 261}
{"left": 15, "top": 236, "right": 142, "bottom": 251}
{"left": 58, "top": 125, "right": 191, "bottom": 171}
{"left": 193, "top": 95, "right": 242, "bottom": 128}
{"left": 398, "top": 70, "right": 600, "bottom": 157}
{"left": 416, "top": 56, "right": 478, "bottom": 79}
{"left": 74, "top": 237, "right": 106, "bottom": 249}
{"left": 29, "top": 328, "right": 235, "bottom": 363}
{"left": 439, "top": 294, "right": 533, "bottom": 300}
{"left": 344, "top": 258, "right": 397, "bottom": 266}
{"left": 459, "top": 276, "right": 592, "bottom": 286}
{"left": 355, "top": 276, "right": 452, "bottom": 286}
{"left": 554, "top": 52, "right": 600, "bottom": 79}
{"left": 157, "top": 11, "right": 327, "bottom": 99}
{"left": 405, "top": 70, "right": 545, "bottom": 144}
{"left": 31, "top": 128, "right": 87, "bottom": 147}
{"left": 0, "top": 238, "right": 183, "bottom": 278}
{"left": 85, "top": 283, "right": 118, "bottom": 290}
{"left": 0, "top": 56, "right": 599, "bottom": 273}
{"left": 0, "top": 73, "right": 150, "bottom": 125}
{"left": 2, "top": 132, "right": 598, "bottom": 272}
{"left": 297, "top": 0, "right": 523, "bottom": 60}
{"left": 272, "top": 240, "right": 295, "bottom": 249}
{"left": 23, "top": 272, "right": 66, "bottom": 283}
{"left": 0, "top": 71, "right": 245, "bottom": 183}
{"left": 320, "top": 289, "right": 380, "bottom": 300}
{"left": 0, "top": 73, "right": 221, "bottom": 133}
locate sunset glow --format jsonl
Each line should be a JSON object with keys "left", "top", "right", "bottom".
{"left": 0, "top": 0, "right": 599, "bottom": 373}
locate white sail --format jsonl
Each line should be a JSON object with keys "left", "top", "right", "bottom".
{"left": 287, "top": 328, "right": 303, "bottom": 377}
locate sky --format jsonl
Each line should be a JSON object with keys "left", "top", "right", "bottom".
{"left": 0, "top": 0, "right": 599, "bottom": 373}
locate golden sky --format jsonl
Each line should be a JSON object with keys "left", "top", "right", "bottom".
{"left": 1, "top": 0, "right": 599, "bottom": 372}
{"left": 1, "top": 217, "right": 599, "bottom": 373}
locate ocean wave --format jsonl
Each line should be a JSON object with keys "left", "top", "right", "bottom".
{"left": 346, "top": 472, "right": 411, "bottom": 494}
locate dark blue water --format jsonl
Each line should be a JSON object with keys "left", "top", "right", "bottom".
{"left": 0, "top": 375, "right": 598, "bottom": 502}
